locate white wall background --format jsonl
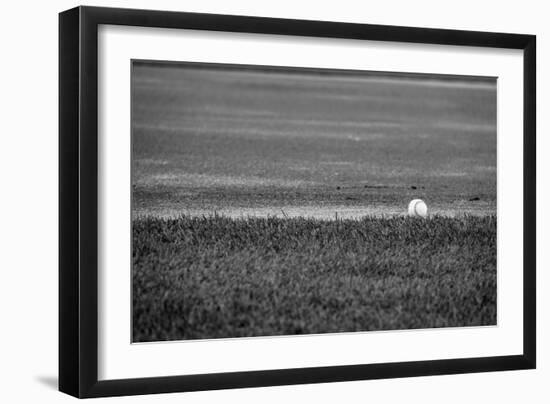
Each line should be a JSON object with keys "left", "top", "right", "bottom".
{"left": 0, "top": 0, "right": 546, "bottom": 402}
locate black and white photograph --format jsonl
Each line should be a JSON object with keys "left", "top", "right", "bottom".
{"left": 131, "top": 60, "right": 497, "bottom": 342}
{"left": 50, "top": 3, "right": 540, "bottom": 399}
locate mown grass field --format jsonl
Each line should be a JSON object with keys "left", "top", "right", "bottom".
{"left": 132, "top": 215, "right": 496, "bottom": 342}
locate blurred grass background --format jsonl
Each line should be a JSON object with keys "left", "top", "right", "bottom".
{"left": 132, "top": 62, "right": 497, "bottom": 218}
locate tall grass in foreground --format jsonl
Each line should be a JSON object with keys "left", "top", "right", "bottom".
{"left": 132, "top": 215, "right": 496, "bottom": 342}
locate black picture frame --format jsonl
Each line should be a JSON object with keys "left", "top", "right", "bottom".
{"left": 59, "top": 5, "right": 536, "bottom": 398}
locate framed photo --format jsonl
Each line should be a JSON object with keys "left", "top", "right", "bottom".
{"left": 59, "top": 6, "right": 536, "bottom": 398}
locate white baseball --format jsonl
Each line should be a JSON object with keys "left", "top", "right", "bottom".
{"left": 408, "top": 199, "right": 428, "bottom": 218}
